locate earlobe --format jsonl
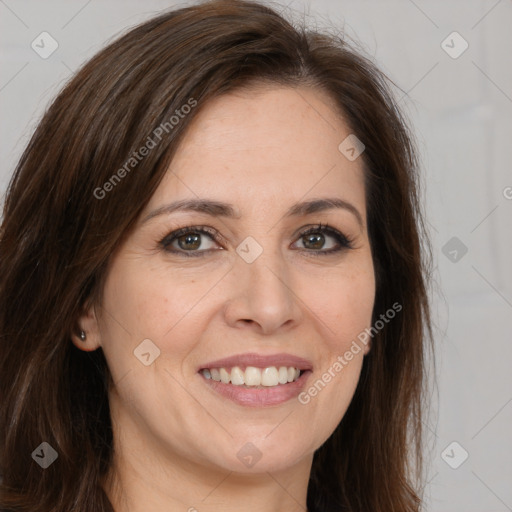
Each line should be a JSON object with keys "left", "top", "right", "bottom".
{"left": 71, "top": 303, "right": 102, "bottom": 352}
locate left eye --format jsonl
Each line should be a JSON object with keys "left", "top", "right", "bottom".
{"left": 159, "top": 223, "right": 353, "bottom": 257}
{"left": 160, "top": 227, "right": 220, "bottom": 254}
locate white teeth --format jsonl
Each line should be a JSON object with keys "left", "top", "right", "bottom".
{"left": 261, "top": 367, "right": 279, "bottom": 386}
{"left": 245, "top": 366, "right": 261, "bottom": 386}
{"left": 230, "top": 366, "right": 245, "bottom": 386}
{"left": 219, "top": 368, "right": 230, "bottom": 384}
{"left": 201, "top": 365, "right": 303, "bottom": 387}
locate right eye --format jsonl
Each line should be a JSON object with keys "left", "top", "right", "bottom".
{"left": 159, "top": 225, "right": 223, "bottom": 257}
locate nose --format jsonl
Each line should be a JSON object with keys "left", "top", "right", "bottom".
{"left": 223, "top": 244, "right": 303, "bottom": 335}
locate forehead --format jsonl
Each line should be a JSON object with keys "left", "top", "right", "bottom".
{"left": 147, "top": 85, "right": 366, "bottom": 219}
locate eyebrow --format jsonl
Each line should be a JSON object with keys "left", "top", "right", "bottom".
{"left": 141, "top": 197, "right": 364, "bottom": 229}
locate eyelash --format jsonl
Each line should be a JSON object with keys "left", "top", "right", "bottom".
{"left": 158, "top": 222, "right": 354, "bottom": 258}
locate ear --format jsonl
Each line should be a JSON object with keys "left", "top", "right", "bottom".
{"left": 71, "top": 302, "right": 102, "bottom": 352}
{"left": 362, "top": 339, "right": 372, "bottom": 356}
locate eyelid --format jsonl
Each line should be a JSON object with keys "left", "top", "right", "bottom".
{"left": 159, "top": 225, "right": 224, "bottom": 251}
{"left": 293, "top": 223, "right": 355, "bottom": 256}
{"left": 158, "top": 222, "right": 354, "bottom": 256}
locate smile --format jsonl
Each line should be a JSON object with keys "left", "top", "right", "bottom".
{"left": 200, "top": 365, "right": 302, "bottom": 387}
{"left": 197, "top": 352, "right": 313, "bottom": 406}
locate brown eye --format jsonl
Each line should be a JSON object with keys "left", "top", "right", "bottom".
{"left": 293, "top": 224, "right": 354, "bottom": 255}
{"left": 159, "top": 223, "right": 353, "bottom": 258}
{"left": 301, "top": 232, "right": 326, "bottom": 250}
{"left": 175, "top": 232, "right": 202, "bottom": 251}
{"left": 159, "top": 226, "right": 222, "bottom": 257}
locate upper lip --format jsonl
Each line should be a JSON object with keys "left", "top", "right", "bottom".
{"left": 198, "top": 352, "right": 313, "bottom": 371}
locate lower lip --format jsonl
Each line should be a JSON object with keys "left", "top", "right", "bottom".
{"left": 199, "top": 371, "right": 312, "bottom": 407}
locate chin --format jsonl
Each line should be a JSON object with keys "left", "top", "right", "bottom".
{"left": 209, "top": 436, "right": 314, "bottom": 475}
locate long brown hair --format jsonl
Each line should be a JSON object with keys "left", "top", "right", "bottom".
{"left": 0, "top": 1, "right": 433, "bottom": 510}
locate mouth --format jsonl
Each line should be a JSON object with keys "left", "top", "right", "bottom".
{"left": 197, "top": 352, "right": 313, "bottom": 407}
{"left": 200, "top": 365, "right": 304, "bottom": 388}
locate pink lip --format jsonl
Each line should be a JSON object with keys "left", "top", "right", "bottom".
{"left": 197, "top": 352, "right": 313, "bottom": 407}
{"left": 200, "top": 370, "right": 312, "bottom": 407}
{"left": 197, "top": 352, "right": 313, "bottom": 372}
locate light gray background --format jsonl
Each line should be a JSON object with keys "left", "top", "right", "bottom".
{"left": 1, "top": 1, "right": 511, "bottom": 510}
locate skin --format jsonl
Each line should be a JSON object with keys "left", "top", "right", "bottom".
{"left": 74, "top": 85, "right": 376, "bottom": 512}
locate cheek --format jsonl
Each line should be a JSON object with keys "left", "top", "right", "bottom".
{"left": 308, "top": 258, "right": 376, "bottom": 350}
{"left": 297, "top": 263, "right": 374, "bottom": 431}
{"left": 98, "top": 257, "right": 223, "bottom": 374}
{"left": 101, "top": 256, "right": 205, "bottom": 334}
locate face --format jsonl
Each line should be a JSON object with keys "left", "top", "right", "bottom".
{"left": 78, "top": 85, "right": 375, "bottom": 477}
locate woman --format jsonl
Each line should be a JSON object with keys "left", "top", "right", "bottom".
{"left": 0, "top": 0, "right": 433, "bottom": 510}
